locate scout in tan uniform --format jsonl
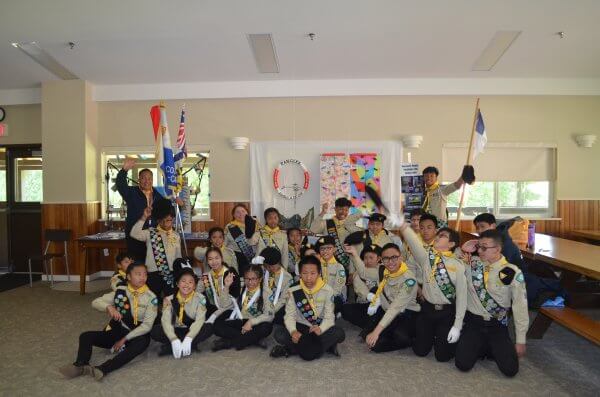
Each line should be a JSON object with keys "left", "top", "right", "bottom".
{"left": 348, "top": 243, "right": 420, "bottom": 352}
{"left": 401, "top": 213, "right": 438, "bottom": 284}
{"left": 316, "top": 236, "right": 347, "bottom": 313}
{"left": 255, "top": 247, "right": 294, "bottom": 324}
{"left": 421, "top": 166, "right": 466, "bottom": 224}
{"left": 196, "top": 247, "right": 238, "bottom": 338}
{"left": 212, "top": 265, "right": 274, "bottom": 351}
{"left": 341, "top": 244, "right": 382, "bottom": 328}
{"left": 399, "top": 218, "right": 467, "bottom": 362}
{"left": 130, "top": 199, "right": 181, "bottom": 297}
{"left": 310, "top": 197, "right": 363, "bottom": 270}
{"left": 256, "top": 207, "right": 290, "bottom": 272}
{"left": 270, "top": 255, "right": 346, "bottom": 360}
{"left": 409, "top": 208, "right": 425, "bottom": 234}
{"left": 110, "top": 253, "right": 133, "bottom": 291}
{"left": 455, "top": 229, "right": 528, "bottom": 377}
{"left": 151, "top": 260, "right": 212, "bottom": 357}
{"left": 59, "top": 263, "right": 157, "bottom": 381}
{"left": 286, "top": 227, "right": 303, "bottom": 276}
{"left": 193, "top": 226, "right": 238, "bottom": 272}
{"left": 224, "top": 203, "right": 259, "bottom": 276}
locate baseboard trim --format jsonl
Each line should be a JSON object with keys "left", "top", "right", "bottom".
{"left": 42, "top": 271, "right": 113, "bottom": 282}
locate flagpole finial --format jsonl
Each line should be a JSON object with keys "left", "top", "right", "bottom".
{"left": 160, "top": 100, "right": 165, "bottom": 108}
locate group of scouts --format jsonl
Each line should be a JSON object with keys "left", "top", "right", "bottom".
{"left": 59, "top": 163, "right": 528, "bottom": 382}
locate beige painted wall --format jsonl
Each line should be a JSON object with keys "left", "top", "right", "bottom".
{"left": 98, "top": 96, "right": 600, "bottom": 201}
{"left": 0, "top": 104, "right": 41, "bottom": 145}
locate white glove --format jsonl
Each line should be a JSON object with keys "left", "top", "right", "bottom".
{"left": 171, "top": 339, "right": 183, "bottom": 359}
{"left": 366, "top": 292, "right": 375, "bottom": 302}
{"left": 367, "top": 299, "right": 380, "bottom": 316}
{"left": 447, "top": 326, "right": 461, "bottom": 344}
{"left": 388, "top": 213, "right": 404, "bottom": 228}
{"left": 181, "top": 337, "right": 193, "bottom": 356}
{"left": 251, "top": 255, "right": 265, "bottom": 265}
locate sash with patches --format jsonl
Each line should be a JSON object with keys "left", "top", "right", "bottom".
{"left": 201, "top": 274, "right": 218, "bottom": 307}
{"left": 238, "top": 288, "right": 263, "bottom": 318}
{"left": 470, "top": 257, "right": 509, "bottom": 324}
{"left": 228, "top": 224, "right": 255, "bottom": 261}
{"left": 112, "top": 289, "right": 138, "bottom": 330}
{"left": 428, "top": 250, "right": 456, "bottom": 301}
{"left": 292, "top": 288, "right": 322, "bottom": 326}
{"left": 112, "top": 271, "right": 127, "bottom": 288}
{"left": 325, "top": 219, "right": 350, "bottom": 269}
{"left": 149, "top": 228, "right": 174, "bottom": 287}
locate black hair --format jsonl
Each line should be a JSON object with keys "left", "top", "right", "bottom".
{"left": 126, "top": 262, "right": 147, "bottom": 276}
{"left": 244, "top": 264, "right": 264, "bottom": 280}
{"left": 473, "top": 213, "right": 497, "bottom": 226}
{"left": 208, "top": 226, "right": 225, "bottom": 239}
{"left": 115, "top": 252, "right": 132, "bottom": 264}
{"left": 380, "top": 242, "right": 402, "bottom": 256}
{"left": 300, "top": 244, "right": 316, "bottom": 258}
{"left": 205, "top": 247, "right": 224, "bottom": 262}
{"left": 479, "top": 229, "right": 504, "bottom": 249}
{"left": 263, "top": 207, "right": 281, "bottom": 221}
{"left": 175, "top": 269, "right": 199, "bottom": 285}
{"left": 409, "top": 208, "right": 425, "bottom": 218}
{"left": 287, "top": 227, "right": 302, "bottom": 238}
{"left": 419, "top": 213, "right": 438, "bottom": 227}
{"left": 299, "top": 255, "right": 322, "bottom": 274}
{"left": 231, "top": 203, "right": 249, "bottom": 218}
{"left": 152, "top": 198, "right": 175, "bottom": 221}
{"left": 422, "top": 166, "right": 439, "bottom": 176}
{"left": 138, "top": 168, "right": 153, "bottom": 177}
{"left": 437, "top": 227, "right": 461, "bottom": 251}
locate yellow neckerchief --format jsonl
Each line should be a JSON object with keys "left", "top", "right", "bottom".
{"left": 269, "top": 269, "right": 281, "bottom": 289}
{"left": 428, "top": 250, "right": 454, "bottom": 283}
{"left": 117, "top": 270, "right": 126, "bottom": 279}
{"left": 176, "top": 291, "right": 195, "bottom": 324}
{"left": 262, "top": 225, "right": 280, "bottom": 245}
{"left": 371, "top": 230, "right": 387, "bottom": 246}
{"left": 127, "top": 283, "right": 149, "bottom": 325}
{"left": 371, "top": 262, "right": 408, "bottom": 305}
{"left": 211, "top": 267, "right": 226, "bottom": 296}
{"left": 484, "top": 256, "right": 508, "bottom": 288}
{"left": 242, "top": 286, "right": 260, "bottom": 311}
{"left": 300, "top": 277, "right": 326, "bottom": 314}
{"left": 422, "top": 181, "right": 440, "bottom": 211}
{"left": 288, "top": 243, "right": 300, "bottom": 260}
{"left": 320, "top": 256, "right": 338, "bottom": 283}
{"left": 332, "top": 216, "right": 347, "bottom": 229}
{"left": 157, "top": 225, "right": 178, "bottom": 247}
{"left": 230, "top": 220, "right": 245, "bottom": 229}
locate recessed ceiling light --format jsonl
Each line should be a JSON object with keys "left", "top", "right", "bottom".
{"left": 472, "top": 31, "right": 521, "bottom": 71}
{"left": 247, "top": 33, "right": 279, "bottom": 73}
{"left": 12, "top": 41, "right": 78, "bottom": 80}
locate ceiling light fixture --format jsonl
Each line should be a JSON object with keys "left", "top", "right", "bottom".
{"left": 472, "top": 31, "right": 521, "bottom": 71}
{"left": 247, "top": 34, "right": 279, "bottom": 73}
{"left": 11, "top": 41, "right": 78, "bottom": 80}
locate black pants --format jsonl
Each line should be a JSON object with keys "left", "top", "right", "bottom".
{"left": 341, "top": 303, "right": 370, "bottom": 328}
{"left": 213, "top": 311, "right": 273, "bottom": 350}
{"left": 412, "top": 301, "right": 456, "bottom": 362}
{"left": 455, "top": 312, "right": 519, "bottom": 377}
{"left": 234, "top": 251, "right": 251, "bottom": 278}
{"left": 126, "top": 236, "right": 146, "bottom": 263}
{"left": 274, "top": 323, "right": 345, "bottom": 359}
{"left": 147, "top": 271, "right": 175, "bottom": 299}
{"left": 333, "top": 295, "right": 344, "bottom": 314}
{"left": 272, "top": 307, "right": 285, "bottom": 325}
{"left": 75, "top": 324, "right": 150, "bottom": 375}
{"left": 150, "top": 323, "right": 213, "bottom": 350}
{"left": 365, "top": 308, "right": 416, "bottom": 353}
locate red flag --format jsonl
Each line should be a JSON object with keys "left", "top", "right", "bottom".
{"left": 150, "top": 105, "right": 161, "bottom": 141}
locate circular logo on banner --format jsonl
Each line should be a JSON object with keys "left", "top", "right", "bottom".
{"left": 273, "top": 159, "right": 310, "bottom": 200}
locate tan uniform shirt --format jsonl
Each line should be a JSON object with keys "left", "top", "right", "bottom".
{"left": 161, "top": 292, "right": 207, "bottom": 341}
{"left": 310, "top": 213, "right": 363, "bottom": 240}
{"left": 424, "top": 182, "right": 460, "bottom": 222}
{"left": 224, "top": 222, "right": 259, "bottom": 254}
{"left": 92, "top": 285, "right": 158, "bottom": 340}
{"left": 402, "top": 227, "right": 467, "bottom": 330}
{"left": 196, "top": 268, "right": 234, "bottom": 319}
{"left": 194, "top": 246, "right": 238, "bottom": 272}
{"left": 350, "top": 257, "right": 379, "bottom": 303}
{"left": 284, "top": 283, "right": 336, "bottom": 333}
{"left": 256, "top": 228, "right": 289, "bottom": 272}
{"left": 320, "top": 258, "right": 346, "bottom": 296}
{"left": 218, "top": 287, "right": 272, "bottom": 326}
{"left": 263, "top": 269, "right": 295, "bottom": 315}
{"left": 130, "top": 220, "right": 182, "bottom": 272}
{"left": 465, "top": 256, "right": 529, "bottom": 344}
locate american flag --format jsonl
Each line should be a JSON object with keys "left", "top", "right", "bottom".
{"left": 173, "top": 107, "right": 188, "bottom": 194}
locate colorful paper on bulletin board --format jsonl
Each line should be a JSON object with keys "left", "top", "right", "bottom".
{"left": 320, "top": 153, "right": 351, "bottom": 215}
{"left": 349, "top": 153, "right": 381, "bottom": 214}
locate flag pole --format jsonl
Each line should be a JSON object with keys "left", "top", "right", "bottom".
{"left": 455, "top": 97, "right": 480, "bottom": 231}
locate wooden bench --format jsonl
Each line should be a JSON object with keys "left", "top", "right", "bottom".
{"left": 528, "top": 307, "right": 600, "bottom": 346}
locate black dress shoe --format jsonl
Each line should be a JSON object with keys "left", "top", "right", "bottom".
{"left": 158, "top": 344, "right": 172, "bottom": 357}
{"left": 269, "top": 345, "right": 289, "bottom": 358}
{"left": 256, "top": 339, "right": 268, "bottom": 350}
{"left": 327, "top": 344, "right": 341, "bottom": 357}
{"left": 211, "top": 338, "right": 232, "bottom": 352}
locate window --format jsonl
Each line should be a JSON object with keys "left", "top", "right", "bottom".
{"left": 104, "top": 152, "right": 210, "bottom": 219}
{"left": 446, "top": 181, "right": 552, "bottom": 218}
{"left": 14, "top": 157, "right": 43, "bottom": 202}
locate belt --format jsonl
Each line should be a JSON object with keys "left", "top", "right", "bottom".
{"left": 465, "top": 311, "right": 505, "bottom": 327}
{"left": 422, "top": 300, "right": 453, "bottom": 312}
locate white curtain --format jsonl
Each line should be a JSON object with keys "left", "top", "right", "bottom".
{"left": 250, "top": 141, "right": 403, "bottom": 219}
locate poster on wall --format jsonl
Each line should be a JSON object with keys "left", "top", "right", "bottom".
{"left": 349, "top": 153, "right": 381, "bottom": 214}
{"left": 319, "top": 153, "right": 351, "bottom": 215}
{"left": 401, "top": 163, "right": 423, "bottom": 218}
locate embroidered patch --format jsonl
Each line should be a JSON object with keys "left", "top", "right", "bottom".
{"left": 516, "top": 273, "right": 524, "bottom": 283}
{"left": 405, "top": 278, "right": 416, "bottom": 288}
{"left": 151, "top": 297, "right": 158, "bottom": 306}
{"left": 199, "top": 296, "right": 207, "bottom": 306}
{"left": 338, "top": 270, "right": 346, "bottom": 278}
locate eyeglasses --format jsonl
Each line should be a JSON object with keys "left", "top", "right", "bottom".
{"left": 477, "top": 245, "right": 498, "bottom": 252}
{"left": 320, "top": 246, "right": 335, "bottom": 251}
{"left": 244, "top": 277, "right": 259, "bottom": 282}
{"left": 381, "top": 255, "right": 401, "bottom": 263}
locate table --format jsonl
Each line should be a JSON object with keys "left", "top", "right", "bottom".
{"left": 571, "top": 230, "right": 600, "bottom": 245}
{"left": 77, "top": 232, "right": 209, "bottom": 294}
